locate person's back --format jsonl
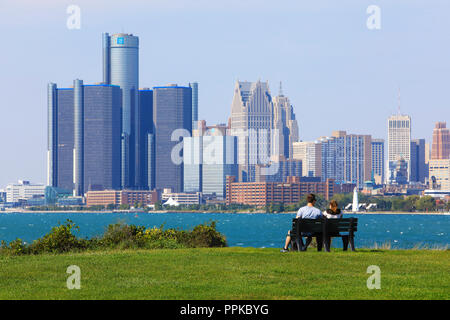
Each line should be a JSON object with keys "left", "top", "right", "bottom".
{"left": 296, "top": 205, "right": 323, "bottom": 219}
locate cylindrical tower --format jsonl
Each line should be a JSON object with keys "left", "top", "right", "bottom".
{"left": 73, "top": 79, "right": 84, "bottom": 196}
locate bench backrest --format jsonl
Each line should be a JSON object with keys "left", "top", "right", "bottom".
{"left": 292, "top": 218, "right": 358, "bottom": 234}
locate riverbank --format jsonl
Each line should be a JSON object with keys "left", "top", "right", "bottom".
{"left": 3, "top": 209, "right": 449, "bottom": 215}
{"left": 0, "top": 247, "right": 448, "bottom": 299}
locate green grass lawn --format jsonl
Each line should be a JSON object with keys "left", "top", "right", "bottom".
{"left": 0, "top": 247, "right": 448, "bottom": 300}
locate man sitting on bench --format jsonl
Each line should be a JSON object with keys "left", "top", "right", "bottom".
{"left": 281, "top": 193, "right": 323, "bottom": 252}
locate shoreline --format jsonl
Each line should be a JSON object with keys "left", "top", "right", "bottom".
{"left": 1, "top": 209, "right": 449, "bottom": 215}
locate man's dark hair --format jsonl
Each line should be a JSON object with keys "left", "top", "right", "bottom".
{"left": 307, "top": 193, "right": 316, "bottom": 204}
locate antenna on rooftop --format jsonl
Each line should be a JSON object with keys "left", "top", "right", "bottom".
{"left": 397, "top": 87, "right": 401, "bottom": 115}
{"left": 279, "top": 81, "right": 284, "bottom": 97}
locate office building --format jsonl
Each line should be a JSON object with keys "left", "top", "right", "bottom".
{"left": 431, "top": 122, "right": 450, "bottom": 160}
{"left": 371, "top": 139, "right": 384, "bottom": 185}
{"left": 153, "top": 84, "right": 192, "bottom": 193}
{"left": 272, "top": 83, "right": 299, "bottom": 159}
{"left": 161, "top": 189, "right": 202, "bottom": 205}
{"left": 103, "top": 33, "right": 139, "bottom": 188}
{"left": 5, "top": 180, "right": 45, "bottom": 203}
{"left": 184, "top": 134, "right": 238, "bottom": 200}
{"left": 255, "top": 159, "right": 302, "bottom": 183}
{"left": 230, "top": 80, "right": 273, "bottom": 182}
{"left": 190, "top": 82, "right": 198, "bottom": 130}
{"left": 429, "top": 159, "right": 450, "bottom": 190}
{"left": 319, "top": 132, "right": 372, "bottom": 188}
{"left": 387, "top": 114, "right": 411, "bottom": 183}
{"left": 47, "top": 81, "right": 122, "bottom": 195}
{"left": 139, "top": 88, "right": 154, "bottom": 189}
{"left": 226, "top": 176, "right": 335, "bottom": 206}
{"left": 85, "top": 189, "right": 159, "bottom": 207}
{"left": 410, "top": 139, "right": 426, "bottom": 183}
{"left": 292, "top": 141, "right": 322, "bottom": 178}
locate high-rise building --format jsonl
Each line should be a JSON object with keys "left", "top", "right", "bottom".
{"left": 230, "top": 80, "right": 273, "bottom": 182}
{"left": 429, "top": 159, "right": 450, "bottom": 190}
{"left": 410, "top": 139, "right": 426, "bottom": 183}
{"left": 371, "top": 139, "right": 384, "bottom": 185}
{"left": 387, "top": 114, "right": 411, "bottom": 183}
{"left": 320, "top": 132, "right": 372, "bottom": 188}
{"left": 47, "top": 81, "right": 122, "bottom": 195}
{"left": 103, "top": 33, "right": 139, "bottom": 188}
{"left": 202, "top": 135, "right": 238, "bottom": 199}
{"left": 431, "top": 122, "right": 450, "bottom": 160}
{"left": 189, "top": 82, "right": 198, "bottom": 130}
{"left": 272, "top": 83, "right": 299, "bottom": 159}
{"left": 139, "top": 88, "right": 153, "bottom": 189}
{"left": 292, "top": 141, "right": 322, "bottom": 178}
{"left": 153, "top": 84, "right": 192, "bottom": 193}
{"left": 183, "top": 136, "right": 203, "bottom": 193}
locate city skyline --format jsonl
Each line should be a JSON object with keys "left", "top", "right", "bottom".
{"left": 1, "top": 0, "right": 450, "bottom": 187}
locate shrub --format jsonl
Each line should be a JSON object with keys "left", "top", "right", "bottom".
{"left": 28, "top": 219, "right": 88, "bottom": 254}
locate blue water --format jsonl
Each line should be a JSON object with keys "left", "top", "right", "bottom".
{"left": 0, "top": 212, "right": 448, "bottom": 249}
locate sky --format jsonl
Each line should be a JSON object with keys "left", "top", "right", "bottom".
{"left": 0, "top": 0, "right": 449, "bottom": 187}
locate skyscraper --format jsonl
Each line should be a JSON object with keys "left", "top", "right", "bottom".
{"left": 431, "top": 122, "right": 450, "bottom": 160}
{"left": 153, "top": 84, "right": 192, "bottom": 193}
{"left": 371, "top": 139, "right": 384, "bottom": 185}
{"left": 387, "top": 114, "right": 411, "bottom": 183}
{"left": 47, "top": 81, "right": 122, "bottom": 194}
{"left": 103, "top": 33, "right": 139, "bottom": 188}
{"left": 139, "top": 88, "right": 153, "bottom": 189}
{"left": 189, "top": 82, "right": 198, "bottom": 130}
{"left": 320, "top": 132, "right": 372, "bottom": 188}
{"left": 292, "top": 141, "right": 322, "bottom": 178}
{"left": 230, "top": 80, "right": 273, "bottom": 182}
{"left": 272, "top": 83, "right": 299, "bottom": 159}
{"left": 410, "top": 139, "right": 426, "bottom": 183}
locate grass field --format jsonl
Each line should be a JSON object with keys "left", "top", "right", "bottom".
{"left": 0, "top": 247, "right": 448, "bottom": 300}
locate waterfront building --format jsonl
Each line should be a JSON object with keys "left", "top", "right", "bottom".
{"left": 371, "top": 139, "right": 385, "bottom": 185}
{"left": 230, "top": 80, "right": 273, "bottom": 182}
{"left": 189, "top": 82, "right": 199, "bottom": 130}
{"left": 431, "top": 122, "right": 450, "bottom": 160}
{"left": 272, "top": 83, "right": 299, "bottom": 159}
{"left": 153, "top": 84, "right": 192, "bottom": 193}
{"left": 139, "top": 88, "right": 154, "bottom": 189}
{"left": 161, "top": 189, "right": 202, "bottom": 205}
{"left": 103, "top": 33, "right": 139, "bottom": 188}
{"left": 5, "top": 180, "right": 45, "bottom": 203}
{"left": 226, "top": 176, "right": 335, "bottom": 206}
{"left": 85, "top": 189, "right": 159, "bottom": 207}
{"left": 387, "top": 114, "right": 411, "bottom": 183}
{"left": 410, "top": 139, "right": 427, "bottom": 183}
{"left": 184, "top": 134, "right": 238, "bottom": 200}
{"left": 47, "top": 81, "right": 122, "bottom": 195}
{"left": 319, "top": 131, "right": 372, "bottom": 188}
{"left": 292, "top": 141, "right": 322, "bottom": 178}
{"left": 429, "top": 159, "right": 450, "bottom": 190}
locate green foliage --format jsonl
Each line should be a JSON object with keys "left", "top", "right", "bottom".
{"left": 0, "top": 219, "right": 227, "bottom": 256}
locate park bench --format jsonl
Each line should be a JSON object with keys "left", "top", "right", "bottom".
{"left": 290, "top": 218, "right": 358, "bottom": 252}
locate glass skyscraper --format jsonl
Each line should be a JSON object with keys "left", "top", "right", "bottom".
{"left": 103, "top": 32, "right": 139, "bottom": 188}
{"left": 153, "top": 85, "right": 192, "bottom": 193}
{"left": 139, "top": 89, "right": 153, "bottom": 189}
{"left": 47, "top": 81, "right": 122, "bottom": 195}
{"left": 189, "top": 82, "right": 198, "bottom": 130}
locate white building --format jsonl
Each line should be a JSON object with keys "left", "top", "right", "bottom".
{"left": 292, "top": 141, "right": 322, "bottom": 177}
{"left": 161, "top": 189, "right": 202, "bottom": 205}
{"left": 387, "top": 114, "right": 411, "bottom": 183}
{"left": 5, "top": 180, "right": 45, "bottom": 203}
{"left": 429, "top": 159, "right": 450, "bottom": 190}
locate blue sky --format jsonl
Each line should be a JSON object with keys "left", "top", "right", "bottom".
{"left": 0, "top": 0, "right": 449, "bottom": 187}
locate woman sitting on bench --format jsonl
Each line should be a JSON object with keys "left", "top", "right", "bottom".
{"left": 323, "top": 200, "right": 342, "bottom": 219}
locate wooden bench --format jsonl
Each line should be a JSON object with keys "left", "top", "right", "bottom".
{"left": 290, "top": 218, "right": 358, "bottom": 252}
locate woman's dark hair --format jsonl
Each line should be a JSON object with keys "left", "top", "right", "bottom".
{"left": 307, "top": 194, "right": 316, "bottom": 204}
{"left": 330, "top": 200, "right": 339, "bottom": 211}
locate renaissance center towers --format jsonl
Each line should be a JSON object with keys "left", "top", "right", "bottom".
{"left": 103, "top": 33, "right": 139, "bottom": 188}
